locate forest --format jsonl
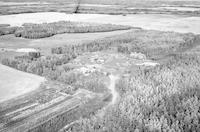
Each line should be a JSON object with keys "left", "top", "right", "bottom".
{"left": 69, "top": 53, "right": 200, "bottom": 132}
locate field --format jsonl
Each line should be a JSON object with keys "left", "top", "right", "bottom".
{"left": 0, "top": 64, "right": 45, "bottom": 103}
{"left": 1, "top": 0, "right": 200, "bottom": 132}
{"left": 1, "top": 13, "right": 200, "bottom": 34}
{"left": 0, "top": 0, "right": 200, "bottom": 15}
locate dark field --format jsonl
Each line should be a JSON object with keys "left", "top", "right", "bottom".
{"left": 1, "top": 0, "right": 200, "bottom": 15}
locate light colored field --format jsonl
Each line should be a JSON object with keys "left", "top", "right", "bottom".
{"left": 0, "top": 12, "right": 72, "bottom": 27}
{"left": 58, "top": 13, "right": 200, "bottom": 34}
{"left": 0, "top": 12, "right": 200, "bottom": 34}
{"left": 0, "top": 64, "right": 46, "bottom": 103}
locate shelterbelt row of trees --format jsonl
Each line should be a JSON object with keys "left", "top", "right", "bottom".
{"left": 0, "top": 21, "right": 132, "bottom": 39}
{"left": 52, "top": 30, "right": 197, "bottom": 59}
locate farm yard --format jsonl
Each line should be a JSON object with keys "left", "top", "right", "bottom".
{"left": 1, "top": 0, "right": 200, "bottom": 132}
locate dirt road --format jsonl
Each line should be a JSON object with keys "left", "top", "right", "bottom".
{"left": 108, "top": 74, "right": 119, "bottom": 104}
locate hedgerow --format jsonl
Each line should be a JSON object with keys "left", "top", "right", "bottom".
{"left": 14, "top": 21, "right": 132, "bottom": 39}
{"left": 52, "top": 30, "right": 197, "bottom": 59}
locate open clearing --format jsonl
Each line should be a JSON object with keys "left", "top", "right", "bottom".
{"left": 0, "top": 12, "right": 200, "bottom": 33}
{"left": 0, "top": 64, "right": 46, "bottom": 103}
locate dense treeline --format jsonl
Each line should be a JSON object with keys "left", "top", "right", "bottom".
{"left": 52, "top": 30, "right": 197, "bottom": 59}
{"left": 117, "top": 31, "right": 197, "bottom": 59}
{"left": 69, "top": 54, "right": 200, "bottom": 132}
{"left": 51, "top": 39, "right": 115, "bottom": 54}
{"left": 14, "top": 21, "right": 132, "bottom": 39}
{"left": 1, "top": 52, "right": 76, "bottom": 79}
{"left": 0, "top": 21, "right": 131, "bottom": 38}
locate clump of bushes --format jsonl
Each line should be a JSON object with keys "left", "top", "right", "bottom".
{"left": 14, "top": 21, "right": 132, "bottom": 39}
{"left": 74, "top": 72, "right": 108, "bottom": 93}
{"left": 1, "top": 52, "right": 76, "bottom": 76}
{"left": 0, "top": 26, "right": 17, "bottom": 36}
{"left": 51, "top": 38, "right": 114, "bottom": 54}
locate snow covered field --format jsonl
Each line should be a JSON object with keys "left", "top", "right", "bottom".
{"left": 0, "top": 64, "right": 46, "bottom": 103}
{"left": 0, "top": 12, "right": 200, "bottom": 34}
